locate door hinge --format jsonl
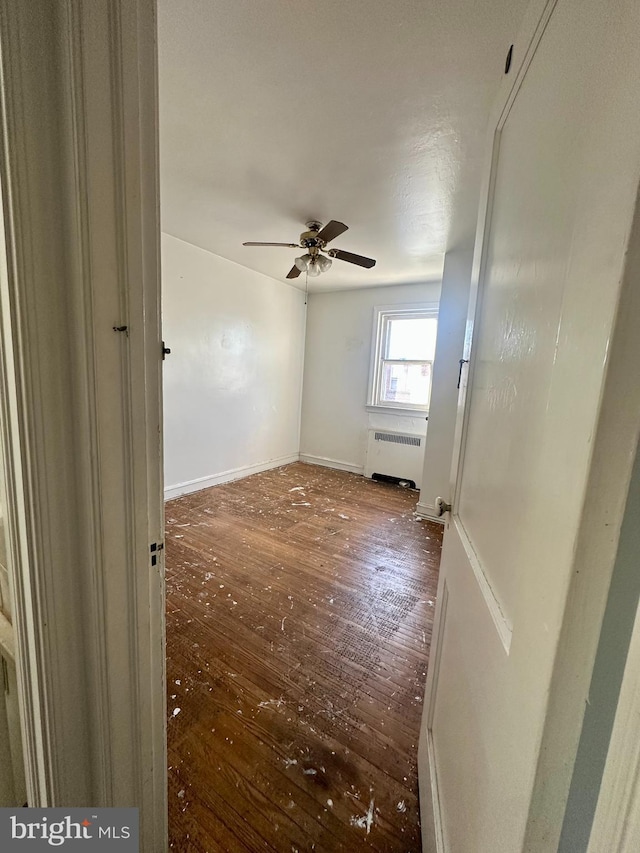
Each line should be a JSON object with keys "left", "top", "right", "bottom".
{"left": 150, "top": 541, "right": 164, "bottom": 566}
{"left": 162, "top": 341, "right": 171, "bottom": 360}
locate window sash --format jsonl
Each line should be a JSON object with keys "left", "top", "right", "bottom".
{"left": 369, "top": 308, "right": 438, "bottom": 411}
{"left": 380, "top": 359, "right": 431, "bottom": 366}
{"left": 382, "top": 312, "right": 435, "bottom": 361}
{"left": 378, "top": 359, "right": 433, "bottom": 409}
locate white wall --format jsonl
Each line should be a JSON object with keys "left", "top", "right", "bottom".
{"left": 300, "top": 282, "right": 441, "bottom": 473}
{"left": 417, "top": 249, "right": 472, "bottom": 519}
{"left": 162, "top": 233, "right": 306, "bottom": 497}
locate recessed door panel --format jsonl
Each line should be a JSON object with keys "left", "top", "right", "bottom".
{"left": 457, "top": 2, "right": 622, "bottom": 627}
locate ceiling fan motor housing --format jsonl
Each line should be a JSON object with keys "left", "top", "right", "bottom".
{"left": 300, "top": 221, "right": 324, "bottom": 251}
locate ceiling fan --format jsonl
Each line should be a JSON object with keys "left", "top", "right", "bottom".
{"left": 243, "top": 220, "right": 376, "bottom": 279}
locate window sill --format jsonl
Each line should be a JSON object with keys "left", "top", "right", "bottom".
{"left": 366, "top": 405, "right": 428, "bottom": 419}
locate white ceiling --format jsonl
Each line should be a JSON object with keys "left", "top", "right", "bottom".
{"left": 158, "top": 0, "right": 527, "bottom": 292}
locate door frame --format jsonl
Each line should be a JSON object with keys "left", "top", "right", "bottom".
{"left": 0, "top": 145, "right": 47, "bottom": 807}
{"left": 0, "top": 0, "right": 165, "bottom": 846}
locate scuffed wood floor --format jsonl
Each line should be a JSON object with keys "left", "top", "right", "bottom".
{"left": 166, "top": 462, "right": 442, "bottom": 852}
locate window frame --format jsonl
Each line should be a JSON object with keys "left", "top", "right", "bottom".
{"left": 366, "top": 303, "right": 439, "bottom": 416}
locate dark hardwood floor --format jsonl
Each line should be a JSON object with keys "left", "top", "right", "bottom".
{"left": 166, "top": 462, "right": 442, "bottom": 852}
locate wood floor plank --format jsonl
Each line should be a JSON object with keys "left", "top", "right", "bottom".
{"left": 167, "top": 462, "right": 442, "bottom": 852}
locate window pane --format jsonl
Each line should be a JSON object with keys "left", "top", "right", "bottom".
{"left": 381, "top": 361, "right": 432, "bottom": 406}
{"left": 386, "top": 317, "right": 438, "bottom": 361}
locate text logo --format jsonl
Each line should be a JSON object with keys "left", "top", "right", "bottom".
{"left": 0, "top": 809, "right": 138, "bottom": 850}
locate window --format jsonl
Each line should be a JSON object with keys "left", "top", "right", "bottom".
{"left": 368, "top": 305, "right": 438, "bottom": 413}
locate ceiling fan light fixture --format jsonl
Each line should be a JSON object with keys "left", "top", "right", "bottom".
{"left": 316, "top": 254, "right": 332, "bottom": 273}
{"left": 294, "top": 253, "right": 312, "bottom": 272}
{"left": 307, "top": 260, "right": 322, "bottom": 277}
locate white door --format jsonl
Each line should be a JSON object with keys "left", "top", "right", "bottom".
{"left": 420, "top": 0, "right": 640, "bottom": 850}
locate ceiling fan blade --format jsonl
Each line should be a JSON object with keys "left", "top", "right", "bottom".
{"left": 316, "top": 220, "right": 348, "bottom": 244}
{"left": 328, "top": 248, "right": 376, "bottom": 269}
{"left": 286, "top": 265, "right": 302, "bottom": 279}
{"left": 243, "top": 242, "right": 299, "bottom": 247}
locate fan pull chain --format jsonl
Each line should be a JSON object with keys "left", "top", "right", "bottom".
{"left": 305, "top": 270, "right": 309, "bottom": 305}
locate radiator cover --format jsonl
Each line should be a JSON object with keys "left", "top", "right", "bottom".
{"left": 365, "top": 429, "right": 424, "bottom": 488}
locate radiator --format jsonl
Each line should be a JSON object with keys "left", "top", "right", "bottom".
{"left": 365, "top": 430, "right": 424, "bottom": 488}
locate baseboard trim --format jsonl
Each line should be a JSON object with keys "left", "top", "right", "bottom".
{"left": 164, "top": 454, "right": 299, "bottom": 500}
{"left": 166, "top": 453, "right": 366, "bottom": 499}
{"left": 416, "top": 502, "right": 445, "bottom": 524}
{"left": 299, "top": 454, "right": 364, "bottom": 475}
